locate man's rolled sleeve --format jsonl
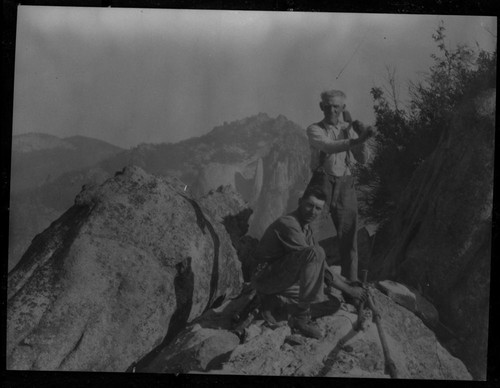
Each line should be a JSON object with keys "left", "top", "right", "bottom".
{"left": 274, "top": 220, "right": 310, "bottom": 253}
{"left": 307, "top": 124, "right": 351, "bottom": 154}
{"left": 255, "top": 216, "right": 311, "bottom": 262}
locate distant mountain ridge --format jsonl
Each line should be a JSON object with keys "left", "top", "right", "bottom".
{"left": 10, "top": 133, "right": 124, "bottom": 194}
{"left": 9, "top": 113, "right": 312, "bottom": 270}
{"left": 12, "top": 133, "right": 75, "bottom": 153}
{"left": 12, "top": 132, "right": 123, "bottom": 154}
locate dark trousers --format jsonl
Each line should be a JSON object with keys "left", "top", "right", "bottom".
{"left": 308, "top": 172, "right": 359, "bottom": 282}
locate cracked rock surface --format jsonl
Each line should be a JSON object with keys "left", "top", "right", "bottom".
{"left": 145, "top": 286, "right": 471, "bottom": 380}
{"left": 7, "top": 166, "right": 246, "bottom": 371}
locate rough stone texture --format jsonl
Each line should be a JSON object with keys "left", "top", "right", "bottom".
{"left": 220, "top": 290, "right": 470, "bottom": 379}
{"left": 9, "top": 133, "right": 123, "bottom": 272}
{"left": 369, "top": 88, "right": 495, "bottom": 379}
{"left": 198, "top": 186, "right": 259, "bottom": 282}
{"left": 377, "top": 280, "right": 439, "bottom": 331}
{"left": 148, "top": 288, "right": 470, "bottom": 380}
{"left": 9, "top": 195, "right": 61, "bottom": 272}
{"left": 9, "top": 166, "right": 112, "bottom": 271}
{"left": 411, "top": 286, "right": 440, "bottom": 330}
{"left": 140, "top": 326, "right": 240, "bottom": 373}
{"left": 138, "top": 289, "right": 254, "bottom": 373}
{"left": 378, "top": 280, "right": 417, "bottom": 312}
{"left": 7, "top": 166, "right": 247, "bottom": 371}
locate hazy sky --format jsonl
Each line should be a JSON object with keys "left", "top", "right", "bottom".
{"left": 13, "top": 6, "right": 496, "bottom": 149}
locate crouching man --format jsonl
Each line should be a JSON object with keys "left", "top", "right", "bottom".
{"left": 251, "top": 187, "right": 367, "bottom": 339}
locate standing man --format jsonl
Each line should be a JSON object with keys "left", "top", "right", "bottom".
{"left": 252, "top": 186, "right": 367, "bottom": 339}
{"left": 306, "top": 89, "right": 376, "bottom": 284}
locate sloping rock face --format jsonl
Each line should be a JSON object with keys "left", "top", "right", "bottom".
{"left": 369, "top": 88, "right": 495, "bottom": 379}
{"left": 9, "top": 114, "right": 310, "bottom": 270}
{"left": 139, "top": 288, "right": 471, "bottom": 379}
{"left": 197, "top": 186, "right": 259, "bottom": 282}
{"left": 377, "top": 280, "right": 439, "bottom": 331}
{"left": 7, "top": 166, "right": 247, "bottom": 371}
{"left": 9, "top": 134, "right": 123, "bottom": 271}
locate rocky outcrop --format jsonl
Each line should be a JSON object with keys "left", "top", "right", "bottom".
{"left": 137, "top": 287, "right": 471, "bottom": 379}
{"left": 191, "top": 163, "right": 241, "bottom": 199}
{"left": 377, "top": 280, "right": 439, "bottom": 331}
{"left": 191, "top": 157, "right": 264, "bottom": 206}
{"left": 248, "top": 121, "right": 311, "bottom": 237}
{"left": 9, "top": 114, "right": 310, "bottom": 270}
{"left": 8, "top": 166, "right": 112, "bottom": 272}
{"left": 9, "top": 134, "right": 123, "bottom": 271}
{"left": 6, "top": 160, "right": 477, "bottom": 378}
{"left": 197, "top": 186, "right": 259, "bottom": 282}
{"left": 189, "top": 114, "right": 311, "bottom": 238}
{"left": 7, "top": 166, "right": 249, "bottom": 371}
{"left": 369, "top": 88, "right": 495, "bottom": 379}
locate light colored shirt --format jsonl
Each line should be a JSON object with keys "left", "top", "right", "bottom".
{"left": 307, "top": 119, "right": 371, "bottom": 176}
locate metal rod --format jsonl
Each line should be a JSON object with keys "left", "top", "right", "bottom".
{"left": 355, "top": 269, "right": 369, "bottom": 331}
{"left": 366, "top": 292, "right": 398, "bottom": 378}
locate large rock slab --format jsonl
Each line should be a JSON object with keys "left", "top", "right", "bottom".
{"left": 145, "top": 287, "right": 471, "bottom": 380}
{"left": 139, "top": 326, "right": 240, "bottom": 373}
{"left": 9, "top": 134, "right": 123, "bottom": 271}
{"left": 198, "top": 186, "right": 259, "bottom": 282}
{"left": 377, "top": 280, "right": 440, "bottom": 331}
{"left": 378, "top": 280, "right": 417, "bottom": 311}
{"left": 216, "top": 290, "right": 470, "bottom": 379}
{"left": 137, "top": 288, "right": 255, "bottom": 373}
{"left": 7, "top": 166, "right": 246, "bottom": 371}
{"left": 369, "top": 88, "right": 495, "bottom": 379}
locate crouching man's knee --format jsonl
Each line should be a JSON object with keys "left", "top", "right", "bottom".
{"left": 303, "top": 246, "right": 326, "bottom": 263}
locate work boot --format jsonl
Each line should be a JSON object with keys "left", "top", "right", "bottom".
{"left": 288, "top": 305, "right": 322, "bottom": 340}
{"left": 260, "top": 294, "right": 286, "bottom": 326}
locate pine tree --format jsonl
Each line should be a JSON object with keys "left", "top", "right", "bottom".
{"left": 356, "top": 22, "right": 496, "bottom": 224}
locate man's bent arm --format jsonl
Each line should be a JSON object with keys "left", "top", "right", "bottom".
{"left": 307, "top": 125, "right": 367, "bottom": 155}
{"left": 275, "top": 221, "right": 311, "bottom": 253}
{"left": 349, "top": 128, "right": 372, "bottom": 164}
{"left": 255, "top": 219, "right": 311, "bottom": 261}
{"left": 328, "top": 268, "right": 365, "bottom": 298}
